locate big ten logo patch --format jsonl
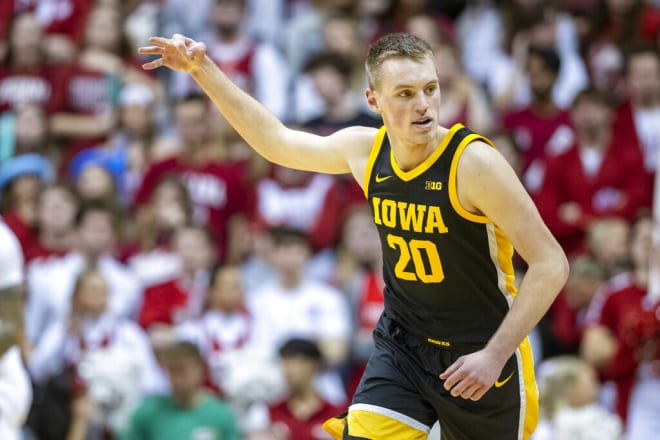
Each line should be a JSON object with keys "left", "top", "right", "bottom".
{"left": 425, "top": 181, "right": 443, "bottom": 191}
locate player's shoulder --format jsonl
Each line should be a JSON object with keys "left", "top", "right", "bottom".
{"left": 458, "top": 138, "right": 501, "bottom": 171}
{"left": 329, "top": 125, "right": 381, "bottom": 156}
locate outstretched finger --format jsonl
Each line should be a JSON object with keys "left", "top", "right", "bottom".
{"left": 142, "top": 58, "right": 164, "bottom": 70}
{"left": 138, "top": 46, "right": 163, "bottom": 55}
{"left": 148, "top": 36, "right": 170, "bottom": 46}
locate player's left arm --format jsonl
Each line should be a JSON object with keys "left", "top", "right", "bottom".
{"left": 440, "top": 141, "right": 569, "bottom": 400}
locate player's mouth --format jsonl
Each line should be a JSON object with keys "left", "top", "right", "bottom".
{"left": 412, "top": 117, "right": 433, "bottom": 129}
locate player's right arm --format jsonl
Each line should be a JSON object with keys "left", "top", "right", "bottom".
{"left": 139, "top": 35, "right": 374, "bottom": 174}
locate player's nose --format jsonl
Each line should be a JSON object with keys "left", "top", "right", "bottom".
{"left": 414, "top": 90, "right": 430, "bottom": 112}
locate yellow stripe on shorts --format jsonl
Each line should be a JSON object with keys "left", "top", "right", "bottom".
{"left": 347, "top": 404, "right": 430, "bottom": 439}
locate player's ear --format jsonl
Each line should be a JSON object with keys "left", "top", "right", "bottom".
{"left": 366, "top": 88, "right": 381, "bottom": 114}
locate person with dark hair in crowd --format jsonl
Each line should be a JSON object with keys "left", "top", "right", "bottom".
{"left": 501, "top": 46, "right": 573, "bottom": 197}
{"left": 302, "top": 51, "right": 381, "bottom": 136}
{"left": 25, "top": 183, "right": 79, "bottom": 262}
{"left": 135, "top": 93, "right": 250, "bottom": 263}
{"left": 175, "top": 263, "right": 252, "bottom": 394}
{"left": 248, "top": 226, "right": 351, "bottom": 405}
{"left": 613, "top": 44, "right": 660, "bottom": 197}
{"left": 122, "top": 341, "right": 240, "bottom": 440}
{"left": 250, "top": 338, "right": 347, "bottom": 440}
{"left": 0, "top": 12, "right": 67, "bottom": 114}
{"left": 536, "top": 87, "right": 650, "bottom": 256}
{"left": 25, "top": 200, "right": 142, "bottom": 345}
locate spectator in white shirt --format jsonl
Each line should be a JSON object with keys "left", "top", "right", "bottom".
{"left": 247, "top": 226, "right": 351, "bottom": 405}
{"left": 25, "top": 200, "right": 142, "bottom": 345}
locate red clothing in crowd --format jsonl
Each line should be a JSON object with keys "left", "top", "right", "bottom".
{"left": 613, "top": 101, "right": 656, "bottom": 199}
{"left": 585, "top": 273, "right": 649, "bottom": 422}
{"left": 138, "top": 279, "right": 188, "bottom": 330}
{"left": 1, "top": 209, "right": 36, "bottom": 255}
{"left": 22, "top": 240, "right": 68, "bottom": 263}
{"left": 55, "top": 63, "right": 116, "bottom": 156}
{"left": 0, "top": 0, "right": 91, "bottom": 47}
{"left": 0, "top": 64, "right": 67, "bottom": 114}
{"left": 38, "top": 0, "right": 92, "bottom": 45}
{"left": 501, "top": 107, "right": 573, "bottom": 174}
{"left": 268, "top": 399, "right": 346, "bottom": 440}
{"left": 135, "top": 158, "right": 249, "bottom": 260}
{"left": 536, "top": 137, "right": 650, "bottom": 255}
{"left": 550, "top": 291, "right": 586, "bottom": 354}
{"left": 254, "top": 171, "right": 345, "bottom": 251}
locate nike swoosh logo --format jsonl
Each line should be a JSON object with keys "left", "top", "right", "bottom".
{"left": 494, "top": 371, "right": 514, "bottom": 388}
{"left": 375, "top": 174, "right": 392, "bottom": 183}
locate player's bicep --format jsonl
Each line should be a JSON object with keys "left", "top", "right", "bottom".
{"left": 277, "top": 126, "right": 375, "bottom": 174}
{"left": 459, "top": 143, "right": 561, "bottom": 264}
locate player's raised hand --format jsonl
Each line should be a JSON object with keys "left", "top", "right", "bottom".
{"left": 138, "top": 34, "right": 207, "bottom": 73}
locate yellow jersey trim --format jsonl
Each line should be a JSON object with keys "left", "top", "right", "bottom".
{"left": 363, "top": 126, "right": 388, "bottom": 198}
{"left": 390, "top": 123, "right": 463, "bottom": 182}
{"left": 494, "top": 225, "right": 518, "bottom": 297}
{"left": 519, "top": 337, "right": 539, "bottom": 440}
{"left": 448, "top": 133, "right": 495, "bottom": 224}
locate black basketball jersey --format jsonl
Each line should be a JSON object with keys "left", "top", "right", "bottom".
{"left": 365, "top": 123, "right": 517, "bottom": 346}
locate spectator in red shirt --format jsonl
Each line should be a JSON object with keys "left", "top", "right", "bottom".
{"left": 581, "top": 216, "right": 654, "bottom": 423}
{"left": 169, "top": 0, "right": 289, "bottom": 121}
{"left": 550, "top": 255, "right": 606, "bottom": 355}
{"left": 0, "top": 12, "right": 67, "bottom": 114}
{"left": 175, "top": 264, "right": 252, "bottom": 394}
{"left": 536, "top": 87, "right": 650, "bottom": 255}
{"left": 0, "top": 154, "right": 54, "bottom": 253}
{"left": 252, "top": 338, "right": 346, "bottom": 440}
{"left": 138, "top": 224, "right": 216, "bottom": 332}
{"left": 135, "top": 94, "right": 250, "bottom": 262}
{"left": 612, "top": 45, "right": 660, "bottom": 199}
{"left": 24, "top": 183, "right": 79, "bottom": 263}
{"left": 51, "top": 3, "right": 158, "bottom": 162}
{"left": 123, "top": 177, "right": 193, "bottom": 287}
{"left": 501, "top": 46, "right": 574, "bottom": 196}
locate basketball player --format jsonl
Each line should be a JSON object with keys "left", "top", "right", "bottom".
{"left": 139, "top": 32, "right": 568, "bottom": 440}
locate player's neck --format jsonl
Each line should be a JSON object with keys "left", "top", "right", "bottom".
{"left": 390, "top": 126, "right": 448, "bottom": 172}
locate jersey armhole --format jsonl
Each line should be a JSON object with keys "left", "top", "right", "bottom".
{"left": 448, "top": 134, "right": 495, "bottom": 224}
{"left": 363, "top": 126, "right": 387, "bottom": 198}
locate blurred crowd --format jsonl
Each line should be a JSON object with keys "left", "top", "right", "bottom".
{"left": 0, "top": 0, "right": 659, "bottom": 439}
